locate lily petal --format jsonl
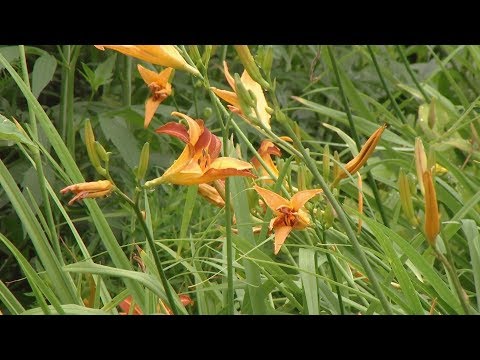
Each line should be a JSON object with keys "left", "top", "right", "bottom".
{"left": 274, "top": 225, "right": 293, "bottom": 255}
{"left": 156, "top": 122, "right": 190, "bottom": 143}
{"left": 167, "top": 167, "right": 254, "bottom": 185}
{"left": 171, "top": 112, "right": 203, "bottom": 145}
{"left": 198, "top": 183, "right": 225, "bottom": 208}
{"left": 211, "top": 87, "right": 241, "bottom": 109}
{"left": 290, "top": 188, "right": 323, "bottom": 211}
{"left": 144, "top": 98, "right": 161, "bottom": 128}
{"left": 253, "top": 185, "right": 289, "bottom": 213}
{"left": 210, "top": 157, "right": 253, "bottom": 170}
{"left": 96, "top": 45, "right": 199, "bottom": 75}
{"left": 223, "top": 61, "right": 236, "bottom": 90}
{"left": 137, "top": 64, "right": 173, "bottom": 87}
{"left": 159, "top": 144, "right": 194, "bottom": 182}
{"left": 240, "top": 70, "right": 271, "bottom": 129}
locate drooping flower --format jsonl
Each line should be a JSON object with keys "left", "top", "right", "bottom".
{"left": 144, "top": 112, "right": 255, "bottom": 187}
{"left": 60, "top": 180, "right": 113, "bottom": 205}
{"left": 254, "top": 185, "right": 322, "bottom": 255}
{"left": 94, "top": 45, "right": 199, "bottom": 76}
{"left": 137, "top": 64, "right": 173, "bottom": 128}
{"left": 211, "top": 61, "right": 271, "bottom": 129}
{"left": 334, "top": 124, "right": 387, "bottom": 184}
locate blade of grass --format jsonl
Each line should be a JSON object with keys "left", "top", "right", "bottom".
{"left": 0, "top": 280, "right": 25, "bottom": 315}
{"left": 462, "top": 220, "right": 480, "bottom": 311}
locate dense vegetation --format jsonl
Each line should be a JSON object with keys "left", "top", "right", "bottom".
{"left": 1, "top": 45, "right": 479, "bottom": 315}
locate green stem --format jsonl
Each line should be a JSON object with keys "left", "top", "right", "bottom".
{"left": 367, "top": 45, "right": 407, "bottom": 124}
{"left": 433, "top": 245, "right": 470, "bottom": 314}
{"left": 114, "top": 188, "right": 182, "bottom": 315}
{"left": 395, "top": 45, "right": 430, "bottom": 103}
{"left": 315, "top": 226, "right": 344, "bottom": 314}
{"left": 327, "top": 46, "right": 389, "bottom": 227}
{"left": 18, "top": 46, "right": 62, "bottom": 261}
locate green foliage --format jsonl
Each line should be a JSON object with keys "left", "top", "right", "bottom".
{"left": 1, "top": 45, "right": 480, "bottom": 315}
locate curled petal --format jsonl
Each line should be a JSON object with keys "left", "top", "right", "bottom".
{"left": 211, "top": 87, "right": 241, "bottom": 109}
{"left": 171, "top": 112, "right": 203, "bottom": 145}
{"left": 223, "top": 61, "right": 236, "bottom": 90}
{"left": 156, "top": 122, "right": 190, "bottom": 143}
{"left": 253, "top": 185, "right": 289, "bottom": 213}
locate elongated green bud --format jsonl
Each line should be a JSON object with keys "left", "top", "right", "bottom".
{"left": 428, "top": 98, "right": 436, "bottom": 129}
{"left": 332, "top": 150, "right": 341, "bottom": 186}
{"left": 234, "top": 45, "right": 270, "bottom": 89}
{"left": 234, "top": 73, "right": 254, "bottom": 118}
{"left": 259, "top": 45, "right": 274, "bottom": 78}
{"left": 415, "top": 137, "right": 427, "bottom": 196}
{"left": 323, "top": 145, "right": 330, "bottom": 181}
{"left": 136, "top": 142, "right": 150, "bottom": 181}
{"left": 187, "top": 45, "right": 202, "bottom": 64}
{"left": 94, "top": 141, "right": 109, "bottom": 162}
{"left": 398, "top": 169, "right": 419, "bottom": 227}
{"left": 84, "top": 119, "right": 106, "bottom": 176}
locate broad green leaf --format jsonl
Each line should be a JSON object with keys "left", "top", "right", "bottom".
{"left": 32, "top": 53, "right": 57, "bottom": 98}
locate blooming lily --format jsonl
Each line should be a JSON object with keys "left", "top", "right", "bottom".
{"left": 94, "top": 45, "right": 199, "bottom": 76}
{"left": 60, "top": 180, "right": 113, "bottom": 205}
{"left": 254, "top": 185, "right": 322, "bottom": 255}
{"left": 144, "top": 112, "right": 255, "bottom": 187}
{"left": 137, "top": 64, "right": 173, "bottom": 128}
{"left": 211, "top": 61, "right": 271, "bottom": 129}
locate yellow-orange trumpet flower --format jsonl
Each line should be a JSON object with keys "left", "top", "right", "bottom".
{"left": 144, "top": 112, "right": 255, "bottom": 187}
{"left": 254, "top": 185, "right": 322, "bottom": 255}
{"left": 137, "top": 64, "right": 173, "bottom": 128}
{"left": 60, "top": 180, "right": 113, "bottom": 205}
{"left": 211, "top": 61, "right": 271, "bottom": 129}
{"left": 94, "top": 45, "right": 199, "bottom": 76}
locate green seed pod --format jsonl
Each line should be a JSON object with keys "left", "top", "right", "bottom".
{"left": 136, "top": 142, "right": 150, "bottom": 181}
{"left": 234, "top": 45, "right": 270, "bottom": 89}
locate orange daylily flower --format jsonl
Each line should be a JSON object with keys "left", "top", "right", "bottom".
{"left": 137, "top": 64, "right": 173, "bottom": 128}
{"left": 94, "top": 45, "right": 199, "bottom": 76}
{"left": 254, "top": 185, "right": 323, "bottom": 255}
{"left": 251, "top": 137, "right": 292, "bottom": 183}
{"left": 118, "top": 296, "right": 143, "bottom": 315}
{"left": 60, "top": 180, "right": 113, "bottom": 205}
{"left": 144, "top": 112, "right": 255, "bottom": 187}
{"left": 211, "top": 61, "right": 271, "bottom": 129}
{"left": 334, "top": 124, "right": 387, "bottom": 183}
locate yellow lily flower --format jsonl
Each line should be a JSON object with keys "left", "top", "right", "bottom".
{"left": 334, "top": 124, "right": 386, "bottom": 183}
{"left": 94, "top": 45, "right": 199, "bottom": 76}
{"left": 254, "top": 185, "right": 322, "bottom": 255}
{"left": 60, "top": 180, "right": 113, "bottom": 205}
{"left": 137, "top": 64, "right": 173, "bottom": 128}
{"left": 211, "top": 61, "right": 271, "bottom": 129}
{"left": 144, "top": 112, "right": 255, "bottom": 187}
